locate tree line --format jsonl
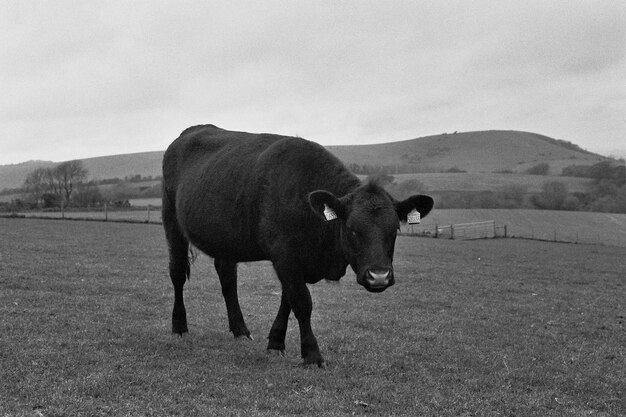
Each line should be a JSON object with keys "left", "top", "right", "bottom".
{"left": 371, "top": 160, "right": 625, "bottom": 213}
{"left": 7, "top": 161, "right": 162, "bottom": 210}
{"left": 3, "top": 159, "right": 624, "bottom": 213}
{"left": 22, "top": 160, "right": 88, "bottom": 208}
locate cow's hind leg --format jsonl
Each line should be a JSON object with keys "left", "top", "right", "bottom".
{"left": 214, "top": 259, "right": 251, "bottom": 339}
{"left": 164, "top": 223, "right": 190, "bottom": 335}
{"left": 267, "top": 291, "right": 291, "bottom": 355}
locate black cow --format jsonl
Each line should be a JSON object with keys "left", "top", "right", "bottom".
{"left": 162, "top": 125, "right": 433, "bottom": 367}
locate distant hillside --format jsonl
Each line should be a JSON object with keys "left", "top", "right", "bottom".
{"left": 0, "top": 160, "right": 57, "bottom": 191}
{"left": 327, "top": 130, "right": 606, "bottom": 174}
{"left": 0, "top": 152, "right": 165, "bottom": 191}
{"left": 0, "top": 130, "right": 609, "bottom": 191}
{"left": 80, "top": 151, "right": 164, "bottom": 182}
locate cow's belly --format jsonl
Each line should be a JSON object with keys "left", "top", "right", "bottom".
{"left": 188, "top": 232, "right": 266, "bottom": 262}
{"left": 175, "top": 177, "right": 265, "bottom": 262}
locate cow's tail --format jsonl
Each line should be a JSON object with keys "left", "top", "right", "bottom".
{"left": 188, "top": 246, "right": 198, "bottom": 268}
{"left": 161, "top": 180, "right": 193, "bottom": 281}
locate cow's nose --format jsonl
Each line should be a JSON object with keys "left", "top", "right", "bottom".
{"left": 365, "top": 268, "right": 394, "bottom": 292}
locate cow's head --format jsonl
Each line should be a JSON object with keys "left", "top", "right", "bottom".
{"left": 309, "top": 182, "right": 433, "bottom": 293}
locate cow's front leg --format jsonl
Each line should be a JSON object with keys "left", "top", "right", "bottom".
{"left": 273, "top": 261, "right": 325, "bottom": 367}
{"left": 289, "top": 283, "right": 324, "bottom": 367}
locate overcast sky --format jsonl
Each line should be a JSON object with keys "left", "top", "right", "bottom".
{"left": 1, "top": 1, "right": 624, "bottom": 165}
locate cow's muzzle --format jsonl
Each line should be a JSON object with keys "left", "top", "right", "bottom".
{"left": 360, "top": 268, "right": 394, "bottom": 293}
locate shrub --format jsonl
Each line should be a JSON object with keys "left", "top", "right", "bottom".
{"left": 73, "top": 186, "right": 105, "bottom": 207}
{"left": 531, "top": 181, "right": 568, "bottom": 210}
{"left": 562, "top": 165, "right": 590, "bottom": 177}
{"left": 525, "top": 162, "right": 550, "bottom": 175}
{"left": 588, "top": 194, "right": 626, "bottom": 213}
{"left": 562, "top": 195, "right": 582, "bottom": 211}
{"left": 42, "top": 193, "right": 60, "bottom": 208}
{"left": 500, "top": 184, "right": 529, "bottom": 208}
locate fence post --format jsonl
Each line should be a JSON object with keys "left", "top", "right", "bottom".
{"left": 504, "top": 224, "right": 507, "bottom": 238}
{"left": 435, "top": 223, "right": 438, "bottom": 238}
{"left": 450, "top": 224, "right": 455, "bottom": 240}
{"left": 61, "top": 199, "right": 65, "bottom": 219}
{"left": 105, "top": 202, "right": 108, "bottom": 222}
{"left": 493, "top": 221, "right": 496, "bottom": 238}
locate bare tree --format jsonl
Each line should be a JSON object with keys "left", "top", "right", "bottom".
{"left": 54, "top": 160, "right": 87, "bottom": 202}
{"left": 23, "top": 167, "right": 50, "bottom": 199}
{"left": 44, "top": 167, "right": 60, "bottom": 196}
{"left": 23, "top": 161, "right": 88, "bottom": 205}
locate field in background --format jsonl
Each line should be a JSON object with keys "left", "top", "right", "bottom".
{"left": 394, "top": 172, "right": 593, "bottom": 193}
{"left": 0, "top": 218, "right": 623, "bottom": 416}
{"left": 12, "top": 207, "right": 626, "bottom": 247}
{"left": 411, "top": 209, "right": 626, "bottom": 247}
{"left": 0, "top": 172, "right": 595, "bottom": 205}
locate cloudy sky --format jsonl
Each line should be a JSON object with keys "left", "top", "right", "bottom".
{"left": 1, "top": 1, "right": 624, "bottom": 165}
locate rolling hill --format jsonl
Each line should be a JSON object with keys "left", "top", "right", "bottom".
{"left": 327, "top": 130, "right": 605, "bottom": 174}
{"left": 0, "top": 160, "right": 57, "bottom": 192}
{"left": 0, "top": 130, "right": 609, "bottom": 191}
{"left": 0, "top": 152, "right": 165, "bottom": 191}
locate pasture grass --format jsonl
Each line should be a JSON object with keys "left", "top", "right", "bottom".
{"left": 413, "top": 209, "right": 626, "bottom": 247}
{"left": 0, "top": 218, "right": 624, "bottom": 416}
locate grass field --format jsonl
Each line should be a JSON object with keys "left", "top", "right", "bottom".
{"left": 392, "top": 173, "right": 593, "bottom": 193}
{"left": 412, "top": 209, "right": 626, "bottom": 247}
{"left": 1, "top": 218, "right": 624, "bottom": 416}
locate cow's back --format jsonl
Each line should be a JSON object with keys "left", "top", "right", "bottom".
{"left": 162, "top": 124, "right": 360, "bottom": 266}
{"left": 162, "top": 125, "right": 280, "bottom": 260}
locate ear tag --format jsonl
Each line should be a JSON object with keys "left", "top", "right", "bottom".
{"left": 323, "top": 204, "right": 338, "bottom": 221}
{"left": 407, "top": 209, "right": 421, "bottom": 224}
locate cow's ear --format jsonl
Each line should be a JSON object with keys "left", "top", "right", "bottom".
{"left": 309, "top": 190, "right": 346, "bottom": 221}
{"left": 395, "top": 195, "right": 434, "bottom": 222}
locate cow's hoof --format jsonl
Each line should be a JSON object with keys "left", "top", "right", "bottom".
{"left": 301, "top": 360, "right": 326, "bottom": 369}
{"left": 170, "top": 332, "right": 192, "bottom": 345}
{"left": 171, "top": 329, "right": 188, "bottom": 338}
{"left": 172, "top": 320, "right": 188, "bottom": 335}
{"left": 302, "top": 354, "right": 326, "bottom": 369}
{"left": 266, "top": 348, "right": 285, "bottom": 357}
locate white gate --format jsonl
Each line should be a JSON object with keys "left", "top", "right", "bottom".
{"left": 437, "top": 220, "right": 496, "bottom": 240}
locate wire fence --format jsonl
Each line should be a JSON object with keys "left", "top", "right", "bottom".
{"left": 4, "top": 207, "right": 626, "bottom": 247}
{"left": 6, "top": 204, "right": 163, "bottom": 224}
{"left": 402, "top": 219, "right": 625, "bottom": 246}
